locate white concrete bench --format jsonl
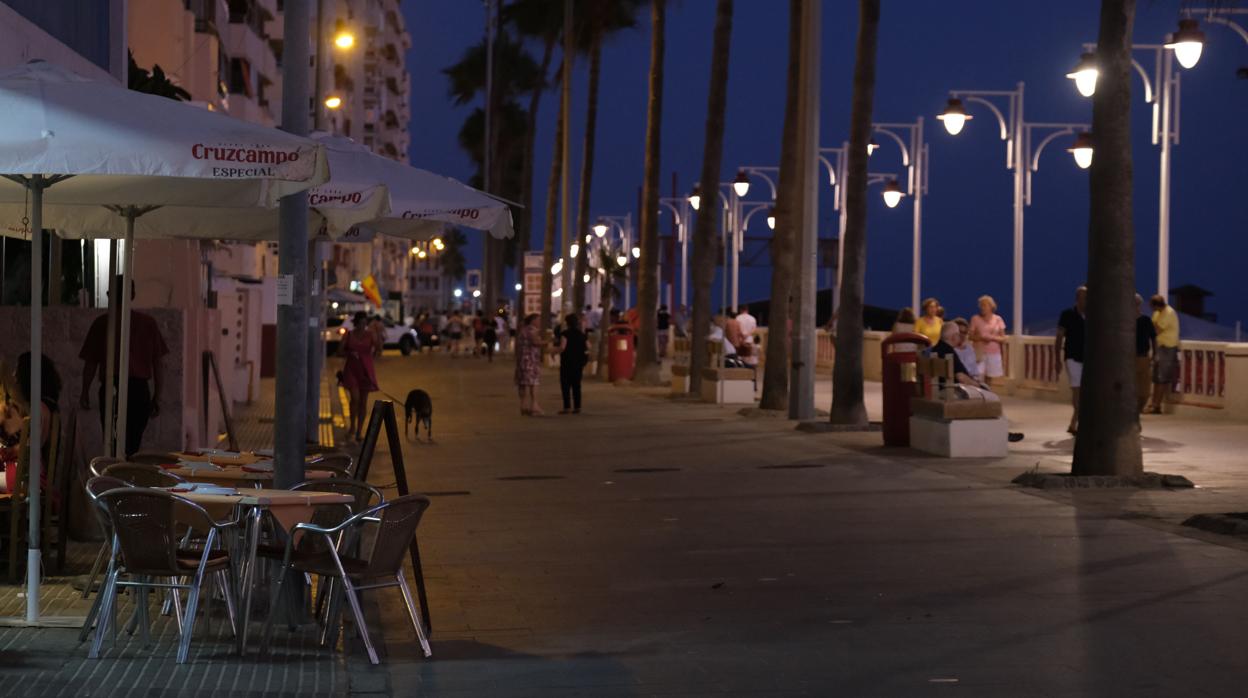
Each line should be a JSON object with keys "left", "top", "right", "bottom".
{"left": 699, "top": 367, "right": 756, "bottom": 404}
{"left": 909, "top": 355, "right": 1008, "bottom": 457}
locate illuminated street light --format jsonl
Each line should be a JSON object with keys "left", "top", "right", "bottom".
{"left": 514, "top": 282, "right": 523, "bottom": 291}
{"left": 593, "top": 220, "right": 609, "bottom": 237}
{"left": 882, "top": 179, "right": 905, "bottom": 208}
{"left": 732, "top": 170, "right": 750, "bottom": 197}
{"left": 1165, "top": 18, "right": 1205, "bottom": 69}
{"left": 1067, "top": 132, "right": 1094, "bottom": 169}
{"left": 631, "top": 246, "right": 641, "bottom": 259}
{"left": 936, "top": 98, "right": 972, "bottom": 135}
{"left": 583, "top": 273, "right": 591, "bottom": 283}
{"left": 432, "top": 237, "right": 445, "bottom": 250}
{"left": 453, "top": 288, "right": 463, "bottom": 298}
{"left": 570, "top": 242, "right": 580, "bottom": 258}
{"left": 616, "top": 254, "right": 628, "bottom": 267}
{"left": 472, "top": 289, "right": 481, "bottom": 298}
{"left": 687, "top": 185, "right": 701, "bottom": 211}
{"left": 334, "top": 31, "right": 356, "bottom": 49}
{"left": 866, "top": 137, "right": 879, "bottom": 156}
{"left": 553, "top": 287, "right": 563, "bottom": 298}
{"left": 410, "top": 246, "right": 419, "bottom": 255}
{"left": 417, "top": 249, "right": 427, "bottom": 259}
{"left": 766, "top": 206, "right": 776, "bottom": 230}
{"left": 550, "top": 258, "right": 564, "bottom": 275}
{"left": 324, "top": 96, "right": 343, "bottom": 110}
{"left": 584, "top": 234, "right": 592, "bottom": 243}
{"left": 1066, "top": 52, "right": 1099, "bottom": 97}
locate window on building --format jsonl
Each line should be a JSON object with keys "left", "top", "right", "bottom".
{"left": 229, "top": 58, "right": 254, "bottom": 97}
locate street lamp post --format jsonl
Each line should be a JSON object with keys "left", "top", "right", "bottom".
{"left": 938, "top": 83, "right": 1091, "bottom": 354}
{"left": 591, "top": 214, "right": 633, "bottom": 307}
{"left": 1066, "top": 10, "right": 1246, "bottom": 297}
{"left": 820, "top": 143, "right": 901, "bottom": 314}
{"left": 734, "top": 166, "right": 779, "bottom": 311}
{"left": 658, "top": 196, "right": 690, "bottom": 309}
{"left": 870, "top": 119, "right": 929, "bottom": 315}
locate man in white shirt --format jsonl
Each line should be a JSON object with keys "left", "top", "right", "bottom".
{"left": 734, "top": 305, "right": 757, "bottom": 339}
{"left": 586, "top": 304, "right": 603, "bottom": 332}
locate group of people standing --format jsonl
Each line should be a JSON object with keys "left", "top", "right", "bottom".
{"left": 513, "top": 312, "right": 588, "bottom": 417}
{"left": 895, "top": 295, "right": 1008, "bottom": 386}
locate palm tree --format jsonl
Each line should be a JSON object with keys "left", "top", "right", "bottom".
{"left": 1072, "top": 0, "right": 1142, "bottom": 476}
{"left": 633, "top": 0, "right": 667, "bottom": 386}
{"left": 539, "top": 75, "right": 566, "bottom": 334}
{"left": 688, "top": 0, "right": 735, "bottom": 395}
{"left": 758, "top": 0, "right": 802, "bottom": 410}
{"left": 128, "top": 52, "right": 191, "bottom": 101}
{"left": 572, "top": 1, "right": 643, "bottom": 312}
{"left": 830, "top": 0, "right": 879, "bottom": 425}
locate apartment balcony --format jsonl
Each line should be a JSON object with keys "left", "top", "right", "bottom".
{"left": 222, "top": 22, "right": 278, "bottom": 84}
{"left": 189, "top": 0, "right": 227, "bottom": 37}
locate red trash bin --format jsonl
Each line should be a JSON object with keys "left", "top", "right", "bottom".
{"left": 607, "top": 322, "right": 636, "bottom": 382}
{"left": 881, "top": 332, "right": 931, "bottom": 447}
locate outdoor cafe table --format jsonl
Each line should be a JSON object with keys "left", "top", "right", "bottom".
{"left": 174, "top": 487, "right": 353, "bottom": 653}
{"left": 165, "top": 465, "right": 332, "bottom": 488}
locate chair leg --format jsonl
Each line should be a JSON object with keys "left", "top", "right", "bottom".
{"left": 136, "top": 578, "right": 152, "bottom": 646}
{"left": 82, "top": 542, "right": 108, "bottom": 599}
{"left": 396, "top": 572, "right": 432, "bottom": 658}
{"left": 177, "top": 566, "right": 208, "bottom": 664}
{"left": 88, "top": 568, "right": 120, "bottom": 659}
{"left": 259, "top": 560, "right": 291, "bottom": 655}
{"left": 338, "top": 578, "right": 378, "bottom": 664}
{"left": 218, "top": 569, "right": 238, "bottom": 639}
{"left": 169, "top": 579, "right": 184, "bottom": 635}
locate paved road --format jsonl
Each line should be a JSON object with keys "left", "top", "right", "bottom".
{"left": 352, "top": 351, "right": 1248, "bottom": 697}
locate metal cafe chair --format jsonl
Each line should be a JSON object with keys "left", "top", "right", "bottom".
{"left": 101, "top": 462, "right": 186, "bottom": 488}
{"left": 127, "top": 451, "right": 181, "bottom": 466}
{"left": 89, "top": 488, "right": 240, "bottom": 664}
{"left": 261, "top": 494, "right": 432, "bottom": 664}
{"left": 88, "top": 456, "right": 122, "bottom": 479}
{"left": 306, "top": 451, "right": 355, "bottom": 479}
{"left": 78, "top": 475, "right": 129, "bottom": 609}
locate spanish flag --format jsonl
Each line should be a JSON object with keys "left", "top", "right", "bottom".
{"left": 361, "top": 274, "right": 383, "bottom": 308}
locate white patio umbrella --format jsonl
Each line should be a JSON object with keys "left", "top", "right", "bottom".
{"left": 0, "top": 60, "right": 328, "bottom": 625}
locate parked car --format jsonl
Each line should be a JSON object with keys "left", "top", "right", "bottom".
{"left": 324, "top": 315, "right": 421, "bottom": 355}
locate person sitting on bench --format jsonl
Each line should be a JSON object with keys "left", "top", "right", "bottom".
{"left": 929, "top": 323, "right": 1024, "bottom": 443}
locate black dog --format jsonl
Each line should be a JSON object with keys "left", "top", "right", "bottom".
{"left": 404, "top": 389, "right": 433, "bottom": 442}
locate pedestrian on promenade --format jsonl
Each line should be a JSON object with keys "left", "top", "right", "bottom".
{"left": 79, "top": 284, "right": 169, "bottom": 457}
{"left": 1134, "top": 293, "right": 1156, "bottom": 415}
{"left": 969, "top": 295, "right": 1007, "bottom": 386}
{"left": 495, "top": 311, "right": 510, "bottom": 354}
{"left": 515, "top": 313, "right": 545, "bottom": 416}
{"left": 735, "top": 305, "right": 757, "bottom": 339}
{"left": 558, "top": 314, "right": 588, "bottom": 414}
{"left": 951, "top": 318, "right": 982, "bottom": 382}
{"left": 482, "top": 314, "right": 498, "bottom": 363}
{"left": 657, "top": 305, "right": 671, "bottom": 358}
{"left": 915, "top": 297, "right": 943, "bottom": 346}
{"left": 445, "top": 311, "right": 464, "bottom": 356}
{"left": 1055, "top": 285, "right": 1087, "bottom": 435}
{"left": 338, "top": 310, "right": 380, "bottom": 442}
{"left": 1148, "top": 293, "right": 1181, "bottom": 414}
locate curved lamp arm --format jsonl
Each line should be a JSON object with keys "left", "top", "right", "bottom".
{"left": 961, "top": 96, "right": 1010, "bottom": 141}
{"left": 871, "top": 125, "right": 912, "bottom": 166}
{"left": 741, "top": 167, "right": 779, "bottom": 200}
{"left": 1205, "top": 14, "right": 1248, "bottom": 45}
{"left": 1029, "top": 126, "right": 1083, "bottom": 172}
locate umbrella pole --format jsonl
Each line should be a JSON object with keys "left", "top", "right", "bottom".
{"left": 103, "top": 241, "right": 117, "bottom": 457}
{"left": 27, "top": 176, "right": 44, "bottom": 624}
{"left": 115, "top": 211, "right": 136, "bottom": 458}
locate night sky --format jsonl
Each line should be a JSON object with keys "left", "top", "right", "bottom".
{"left": 404, "top": 1, "right": 1248, "bottom": 331}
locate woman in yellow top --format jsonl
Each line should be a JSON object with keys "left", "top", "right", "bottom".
{"left": 914, "top": 297, "right": 943, "bottom": 346}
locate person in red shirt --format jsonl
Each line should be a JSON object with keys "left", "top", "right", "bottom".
{"left": 79, "top": 284, "right": 169, "bottom": 457}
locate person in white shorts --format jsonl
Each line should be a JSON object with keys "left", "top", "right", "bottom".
{"left": 1055, "top": 286, "right": 1087, "bottom": 435}
{"left": 969, "top": 295, "right": 1007, "bottom": 384}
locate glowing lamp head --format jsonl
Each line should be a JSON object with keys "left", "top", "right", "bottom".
{"left": 937, "top": 98, "right": 973, "bottom": 135}
{"left": 732, "top": 170, "right": 750, "bottom": 198}
{"left": 472, "top": 289, "right": 481, "bottom": 298}
{"left": 766, "top": 206, "right": 776, "bottom": 230}
{"left": 1067, "top": 132, "right": 1094, "bottom": 169}
{"left": 616, "top": 255, "right": 628, "bottom": 267}
{"left": 583, "top": 273, "right": 591, "bottom": 283}
{"left": 417, "top": 249, "right": 427, "bottom": 259}
{"left": 514, "top": 282, "right": 523, "bottom": 291}
{"left": 1066, "top": 52, "right": 1099, "bottom": 98}
{"left": 687, "top": 186, "right": 702, "bottom": 211}
{"left": 584, "top": 234, "right": 592, "bottom": 243}
{"left": 631, "top": 246, "right": 641, "bottom": 259}
{"left": 334, "top": 32, "right": 356, "bottom": 49}
{"left": 410, "top": 246, "right": 419, "bottom": 256}
{"left": 324, "top": 96, "right": 343, "bottom": 110}
{"left": 866, "top": 138, "right": 879, "bottom": 156}
{"left": 593, "top": 220, "right": 609, "bottom": 237}
{"left": 453, "top": 288, "right": 463, "bottom": 298}
{"left": 432, "top": 237, "right": 445, "bottom": 250}
{"left": 550, "top": 259, "right": 564, "bottom": 275}
{"left": 1165, "top": 19, "right": 1205, "bottom": 69}
{"left": 882, "top": 180, "right": 905, "bottom": 209}
{"left": 569, "top": 243, "right": 580, "bottom": 259}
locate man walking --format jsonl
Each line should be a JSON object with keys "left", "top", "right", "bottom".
{"left": 1055, "top": 285, "right": 1087, "bottom": 435}
{"left": 80, "top": 283, "right": 169, "bottom": 457}
{"left": 1148, "top": 294, "right": 1181, "bottom": 414}
{"left": 1134, "top": 294, "right": 1156, "bottom": 415}
{"left": 656, "top": 304, "right": 671, "bottom": 359}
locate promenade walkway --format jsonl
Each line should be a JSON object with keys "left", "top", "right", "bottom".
{"left": 2, "top": 351, "right": 1246, "bottom": 696}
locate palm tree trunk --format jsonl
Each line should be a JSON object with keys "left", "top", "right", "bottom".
{"left": 830, "top": 0, "right": 879, "bottom": 425}
{"left": 1073, "top": 0, "right": 1142, "bottom": 476}
{"left": 759, "top": 0, "right": 802, "bottom": 410}
{"left": 633, "top": 0, "right": 667, "bottom": 386}
{"left": 518, "top": 38, "right": 556, "bottom": 297}
{"left": 572, "top": 33, "right": 604, "bottom": 313}
{"left": 688, "top": 0, "right": 735, "bottom": 396}
{"left": 540, "top": 66, "right": 566, "bottom": 334}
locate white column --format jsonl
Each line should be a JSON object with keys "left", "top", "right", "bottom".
{"left": 1157, "top": 50, "right": 1173, "bottom": 298}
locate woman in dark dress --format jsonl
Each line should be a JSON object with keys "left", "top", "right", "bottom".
{"left": 338, "top": 311, "right": 380, "bottom": 441}
{"left": 558, "top": 314, "right": 588, "bottom": 414}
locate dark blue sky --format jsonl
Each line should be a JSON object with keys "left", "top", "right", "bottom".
{"left": 405, "top": 1, "right": 1248, "bottom": 330}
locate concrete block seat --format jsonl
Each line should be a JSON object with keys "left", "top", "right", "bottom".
{"left": 699, "top": 367, "right": 755, "bottom": 404}
{"left": 909, "top": 355, "right": 1009, "bottom": 458}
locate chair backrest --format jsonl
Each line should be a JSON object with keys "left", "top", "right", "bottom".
{"left": 84, "top": 475, "right": 130, "bottom": 531}
{"left": 127, "top": 451, "right": 180, "bottom": 466}
{"left": 98, "top": 488, "right": 194, "bottom": 576}
{"left": 915, "top": 354, "right": 955, "bottom": 399}
{"left": 89, "top": 456, "right": 123, "bottom": 478}
{"left": 363, "top": 494, "right": 431, "bottom": 578}
{"left": 101, "top": 462, "right": 186, "bottom": 488}
{"left": 307, "top": 452, "right": 354, "bottom": 479}
{"left": 292, "top": 478, "right": 383, "bottom": 515}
